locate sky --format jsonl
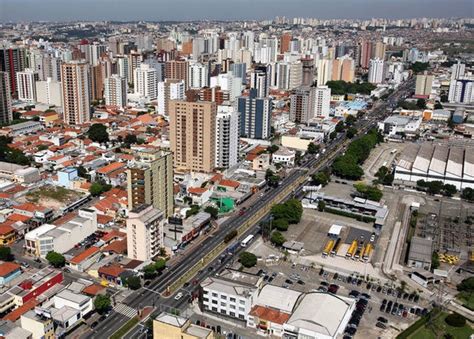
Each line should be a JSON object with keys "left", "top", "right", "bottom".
{"left": 0, "top": 0, "right": 472, "bottom": 22}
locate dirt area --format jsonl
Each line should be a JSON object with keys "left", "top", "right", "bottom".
{"left": 363, "top": 142, "right": 408, "bottom": 181}
{"left": 20, "top": 185, "right": 85, "bottom": 209}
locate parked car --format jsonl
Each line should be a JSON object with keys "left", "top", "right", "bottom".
{"left": 174, "top": 292, "right": 183, "bottom": 300}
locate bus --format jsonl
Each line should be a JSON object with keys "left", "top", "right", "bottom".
{"left": 355, "top": 243, "right": 365, "bottom": 260}
{"left": 322, "top": 239, "right": 334, "bottom": 257}
{"left": 346, "top": 240, "right": 358, "bottom": 258}
{"left": 330, "top": 238, "right": 342, "bottom": 257}
{"left": 362, "top": 244, "right": 373, "bottom": 261}
{"left": 241, "top": 234, "right": 254, "bottom": 247}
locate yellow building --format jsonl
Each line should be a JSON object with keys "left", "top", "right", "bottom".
{"left": 153, "top": 312, "right": 215, "bottom": 339}
{"left": 0, "top": 224, "right": 16, "bottom": 245}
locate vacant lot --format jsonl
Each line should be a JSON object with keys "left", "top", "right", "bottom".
{"left": 23, "top": 185, "right": 84, "bottom": 209}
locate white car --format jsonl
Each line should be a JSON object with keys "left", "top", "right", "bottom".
{"left": 174, "top": 292, "right": 183, "bottom": 300}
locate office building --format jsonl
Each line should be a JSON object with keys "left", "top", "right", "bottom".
{"left": 104, "top": 75, "right": 127, "bottom": 108}
{"left": 448, "top": 77, "right": 474, "bottom": 104}
{"left": 0, "top": 72, "right": 12, "bottom": 124}
{"left": 415, "top": 72, "right": 434, "bottom": 97}
{"left": 169, "top": 99, "right": 216, "bottom": 173}
{"left": 165, "top": 60, "right": 189, "bottom": 88}
{"left": 157, "top": 79, "right": 185, "bottom": 116}
{"left": 0, "top": 45, "right": 27, "bottom": 95}
{"left": 61, "top": 61, "right": 91, "bottom": 125}
{"left": 215, "top": 105, "right": 239, "bottom": 169}
{"left": 126, "top": 204, "right": 164, "bottom": 261}
{"left": 16, "top": 68, "right": 38, "bottom": 102}
{"left": 250, "top": 64, "right": 271, "bottom": 98}
{"left": 368, "top": 58, "right": 385, "bottom": 84}
{"left": 314, "top": 86, "right": 331, "bottom": 118}
{"left": 237, "top": 89, "right": 272, "bottom": 139}
{"left": 36, "top": 78, "right": 62, "bottom": 107}
{"left": 290, "top": 86, "right": 315, "bottom": 123}
{"left": 134, "top": 63, "right": 158, "bottom": 100}
{"left": 188, "top": 62, "right": 209, "bottom": 89}
{"left": 127, "top": 149, "right": 174, "bottom": 218}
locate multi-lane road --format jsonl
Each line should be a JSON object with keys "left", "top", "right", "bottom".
{"left": 89, "top": 79, "right": 414, "bottom": 339}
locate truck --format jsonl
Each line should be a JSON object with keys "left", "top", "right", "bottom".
{"left": 330, "top": 238, "right": 342, "bottom": 257}
{"left": 346, "top": 240, "right": 358, "bottom": 258}
{"left": 322, "top": 239, "right": 334, "bottom": 257}
{"left": 362, "top": 243, "right": 373, "bottom": 261}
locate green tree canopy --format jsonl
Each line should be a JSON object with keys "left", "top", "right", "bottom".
{"left": 307, "top": 142, "right": 320, "bottom": 154}
{"left": 461, "top": 188, "right": 474, "bottom": 202}
{"left": 272, "top": 218, "right": 289, "bottom": 231}
{"left": 270, "top": 231, "right": 286, "bottom": 246}
{"left": 410, "top": 62, "right": 429, "bottom": 74}
{"left": 46, "top": 251, "right": 65, "bottom": 268}
{"left": 457, "top": 277, "right": 474, "bottom": 293}
{"left": 312, "top": 171, "right": 330, "bottom": 187}
{"left": 0, "top": 247, "right": 14, "bottom": 261}
{"left": 87, "top": 124, "right": 109, "bottom": 143}
{"left": 126, "top": 276, "right": 141, "bottom": 290}
{"left": 354, "top": 183, "right": 383, "bottom": 201}
{"left": 326, "top": 80, "right": 376, "bottom": 95}
{"left": 94, "top": 295, "right": 111, "bottom": 314}
{"left": 204, "top": 206, "right": 219, "bottom": 219}
{"left": 271, "top": 199, "right": 303, "bottom": 224}
{"left": 239, "top": 252, "right": 257, "bottom": 268}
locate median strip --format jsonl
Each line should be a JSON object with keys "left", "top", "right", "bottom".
{"left": 110, "top": 316, "right": 140, "bottom": 339}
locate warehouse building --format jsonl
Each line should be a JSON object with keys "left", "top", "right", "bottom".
{"left": 394, "top": 143, "right": 474, "bottom": 190}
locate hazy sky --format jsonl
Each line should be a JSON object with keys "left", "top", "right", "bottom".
{"left": 0, "top": 0, "right": 472, "bottom": 22}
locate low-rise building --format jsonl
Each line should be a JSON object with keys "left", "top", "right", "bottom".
{"left": 53, "top": 290, "right": 93, "bottom": 317}
{"left": 407, "top": 237, "right": 433, "bottom": 271}
{"left": 0, "top": 262, "right": 22, "bottom": 285}
{"left": 153, "top": 312, "right": 215, "bottom": 339}
{"left": 377, "top": 115, "right": 422, "bottom": 137}
{"left": 20, "top": 309, "right": 55, "bottom": 339}
{"left": 272, "top": 147, "right": 296, "bottom": 166}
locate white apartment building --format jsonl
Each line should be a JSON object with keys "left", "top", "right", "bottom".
{"left": 16, "top": 68, "right": 38, "bottom": 102}
{"left": 104, "top": 75, "right": 127, "bottom": 108}
{"left": 188, "top": 62, "right": 209, "bottom": 89}
{"left": 134, "top": 64, "right": 158, "bottom": 100}
{"left": 126, "top": 204, "right": 164, "bottom": 261}
{"left": 368, "top": 58, "right": 385, "bottom": 84}
{"left": 53, "top": 289, "right": 93, "bottom": 317}
{"left": 314, "top": 85, "right": 331, "bottom": 118}
{"left": 448, "top": 77, "right": 474, "bottom": 104}
{"left": 157, "top": 79, "right": 185, "bottom": 116}
{"left": 36, "top": 77, "right": 62, "bottom": 107}
{"left": 215, "top": 105, "right": 239, "bottom": 169}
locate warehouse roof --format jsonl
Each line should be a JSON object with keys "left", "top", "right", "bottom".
{"left": 255, "top": 285, "right": 301, "bottom": 314}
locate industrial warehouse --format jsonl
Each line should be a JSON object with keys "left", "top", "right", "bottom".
{"left": 394, "top": 143, "right": 474, "bottom": 190}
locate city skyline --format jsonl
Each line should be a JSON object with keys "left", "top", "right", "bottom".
{"left": 0, "top": 0, "right": 472, "bottom": 22}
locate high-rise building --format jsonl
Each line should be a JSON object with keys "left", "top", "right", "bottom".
{"left": 79, "top": 42, "right": 106, "bottom": 66}
{"left": 372, "top": 41, "right": 386, "bottom": 60}
{"left": 165, "top": 60, "right": 189, "bottom": 88}
{"left": 314, "top": 86, "right": 331, "bottom": 118}
{"left": 116, "top": 55, "right": 130, "bottom": 84}
{"left": 415, "top": 72, "right": 434, "bottom": 97}
{"left": 36, "top": 78, "right": 62, "bottom": 107}
{"left": 237, "top": 89, "right": 272, "bottom": 139}
{"left": 126, "top": 204, "right": 164, "bottom": 261}
{"left": 359, "top": 40, "right": 372, "bottom": 69}
{"left": 16, "top": 68, "right": 38, "bottom": 102}
{"left": 230, "top": 63, "right": 247, "bottom": 84}
{"left": 157, "top": 79, "right": 185, "bottom": 116}
{"left": 250, "top": 64, "right": 271, "bottom": 98}
{"left": 169, "top": 99, "right": 216, "bottom": 173}
{"left": 61, "top": 61, "right": 91, "bottom": 125}
{"left": 127, "top": 149, "right": 174, "bottom": 218}
{"left": 215, "top": 105, "right": 239, "bottom": 169}
{"left": 331, "top": 57, "right": 355, "bottom": 83}
{"left": 451, "top": 61, "right": 466, "bottom": 80}
{"left": 316, "top": 58, "right": 332, "bottom": 86}
{"left": 280, "top": 33, "right": 292, "bottom": 54}
{"left": 448, "top": 77, "right": 474, "bottom": 104}
{"left": 301, "top": 58, "right": 315, "bottom": 86}
{"left": 128, "top": 51, "right": 143, "bottom": 85}
{"left": 134, "top": 64, "right": 158, "bottom": 100}
{"left": 290, "top": 86, "right": 315, "bottom": 123}
{"left": 188, "top": 62, "right": 209, "bottom": 89}
{"left": 104, "top": 75, "right": 127, "bottom": 108}
{"left": 90, "top": 64, "right": 104, "bottom": 101}
{"left": 0, "top": 72, "right": 12, "bottom": 124}
{"left": 0, "top": 45, "right": 27, "bottom": 96}
{"left": 276, "top": 61, "right": 303, "bottom": 90}
{"left": 368, "top": 58, "right": 385, "bottom": 84}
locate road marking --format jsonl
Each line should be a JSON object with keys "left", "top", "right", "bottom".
{"left": 113, "top": 303, "right": 138, "bottom": 318}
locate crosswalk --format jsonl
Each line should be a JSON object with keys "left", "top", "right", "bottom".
{"left": 113, "top": 303, "right": 138, "bottom": 318}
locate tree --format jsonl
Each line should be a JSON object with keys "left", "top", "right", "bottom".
{"left": 445, "top": 313, "right": 466, "bottom": 327}
{"left": 37, "top": 144, "right": 49, "bottom": 151}
{"left": 89, "top": 182, "right": 104, "bottom": 196}
{"left": 432, "top": 251, "right": 440, "bottom": 270}
{"left": 416, "top": 98, "right": 427, "bottom": 109}
{"left": 345, "top": 115, "right": 356, "bottom": 127}
{"left": 271, "top": 199, "right": 303, "bottom": 224}
{"left": 410, "top": 62, "right": 429, "bottom": 74}
{"left": 329, "top": 131, "right": 337, "bottom": 140}
{"left": 312, "top": 172, "right": 330, "bottom": 187}
{"left": 87, "top": 124, "right": 109, "bottom": 143}
{"left": 307, "top": 142, "right": 320, "bottom": 154}
{"left": 124, "top": 134, "right": 138, "bottom": 145}
{"left": 335, "top": 121, "right": 345, "bottom": 133}
{"left": 204, "top": 206, "right": 219, "bottom": 219}
{"left": 461, "top": 187, "right": 474, "bottom": 202}
{"left": 267, "top": 145, "right": 279, "bottom": 154}
{"left": 46, "top": 251, "right": 65, "bottom": 268}
{"left": 94, "top": 295, "right": 111, "bottom": 314}
{"left": 270, "top": 231, "right": 286, "bottom": 246}
{"left": 457, "top": 277, "right": 474, "bottom": 293}
{"left": 443, "top": 184, "right": 457, "bottom": 197}
{"left": 317, "top": 200, "right": 326, "bottom": 212}
{"left": 354, "top": 183, "right": 383, "bottom": 201}
{"left": 0, "top": 247, "right": 14, "bottom": 261}
{"left": 186, "top": 205, "right": 200, "bottom": 218}
{"left": 434, "top": 102, "right": 443, "bottom": 109}
{"left": 427, "top": 181, "right": 444, "bottom": 195}
{"left": 239, "top": 252, "right": 257, "bottom": 268}
{"left": 273, "top": 218, "right": 289, "bottom": 231}
{"left": 76, "top": 165, "right": 89, "bottom": 179}
{"left": 346, "top": 127, "right": 358, "bottom": 139}
{"left": 126, "top": 276, "right": 141, "bottom": 290}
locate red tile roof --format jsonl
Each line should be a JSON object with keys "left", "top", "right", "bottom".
{"left": 82, "top": 284, "right": 105, "bottom": 296}
{"left": 218, "top": 179, "right": 240, "bottom": 189}
{"left": 249, "top": 305, "right": 291, "bottom": 324}
{"left": 98, "top": 264, "right": 125, "bottom": 277}
{"left": 69, "top": 246, "right": 100, "bottom": 264}
{"left": 101, "top": 230, "right": 126, "bottom": 242}
{"left": 2, "top": 298, "right": 38, "bottom": 322}
{"left": 0, "top": 224, "right": 15, "bottom": 236}
{"left": 0, "top": 262, "right": 21, "bottom": 277}
{"left": 101, "top": 239, "right": 127, "bottom": 254}
{"left": 7, "top": 214, "right": 31, "bottom": 223}
{"left": 188, "top": 187, "right": 208, "bottom": 195}
{"left": 96, "top": 162, "right": 126, "bottom": 175}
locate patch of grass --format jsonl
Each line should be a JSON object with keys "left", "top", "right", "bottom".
{"left": 405, "top": 310, "right": 473, "bottom": 339}
{"left": 26, "top": 186, "right": 77, "bottom": 203}
{"left": 457, "top": 291, "right": 474, "bottom": 311}
{"left": 110, "top": 316, "right": 139, "bottom": 339}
